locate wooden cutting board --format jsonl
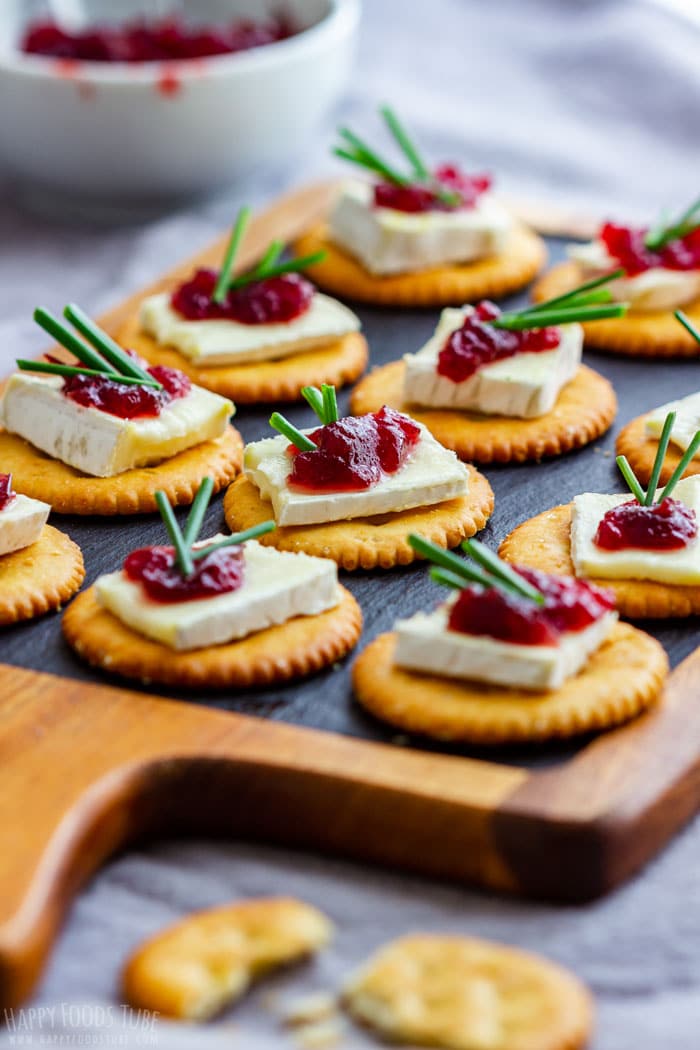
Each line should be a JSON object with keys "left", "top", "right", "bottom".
{"left": 2, "top": 182, "right": 699, "bottom": 1010}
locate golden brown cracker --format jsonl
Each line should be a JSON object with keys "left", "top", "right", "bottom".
{"left": 0, "top": 425, "right": 243, "bottom": 516}
{"left": 122, "top": 898, "right": 332, "bottom": 1021}
{"left": 119, "top": 311, "right": 368, "bottom": 403}
{"left": 342, "top": 933, "right": 593, "bottom": 1050}
{"left": 349, "top": 362, "right": 616, "bottom": 463}
{"left": 533, "top": 262, "right": 700, "bottom": 357}
{"left": 63, "top": 584, "right": 362, "bottom": 688}
{"left": 293, "top": 224, "right": 546, "bottom": 307}
{"left": 616, "top": 412, "right": 700, "bottom": 487}
{"left": 499, "top": 503, "right": 700, "bottom": 619}
{"left": 223, "top": 471, "right": 494, "bottom": 571}
{"left": 352, "top": 624, "right": 666, "bottom": 744}
{"left": 0, "top": 525, "right": 84, "bottom": 625}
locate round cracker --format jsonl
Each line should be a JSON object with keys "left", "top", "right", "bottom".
{"left": 118, "top": 312, "right": 368, "bottom": 403}
{"left": 353, "top": 624, "right": 666, "bottom": 744}
{"left": 0, "top": 525, "right": 84, "bottom": 625}
{"left": 223, "top": 470, "right": 494, "bottom": 571}
{"left": 0, "top": 425, "right": 243, "bottom": 516}
{"left": 499, "top": 503, "right": 700, "bottom": 619}
{"left": 533, "top": 262, "right": 700, "bottom": 357}
{"left": 616, "top": 411, "right": 700, "bottom": 487}
{"left": 293, "top": 224, "right": 546, "bottom": 307}
{"left": 349, "top": 362, "right": 616, "bottom": 464}
{"left": 63, "top": 585, "right": 362, "bottom": 688}
{"left": 342, "top": 933, "right": 593, "bottom": 1050}
{"left": 122, "top": 898, "right": 332, "bottom": 1021}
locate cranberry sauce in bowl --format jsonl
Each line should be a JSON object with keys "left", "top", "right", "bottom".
{"left": 172, "top": 269, "right": 314, "bottom": 325}
{"left": 600, "top": 223, "right": 700, "bottom": 277}
{"left": 62, "top": 363, "right": 191, "bottom": 420}
{"left": 437, "top": 301, "right": 561, "bottom": 383}
{"left": 374, "top": 166, "right": 491, "bottom": 214}
{"left": 0, "top": 474, "right": 16, "bottom": 512}
{"left": 448, "top": 567, "right": 615, "bottom": 647}
{"left": 594, "top": 498, "right": 698, "bottom": 552}
{"left": 124, "top": 544, "right": 245, "bottom": 603}
{"left": 288, "top": 407, "right": 421, "bottom": 492}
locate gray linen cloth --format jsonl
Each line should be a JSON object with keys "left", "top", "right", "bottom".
{"left": 1, "top": 1, "right": 700, "bottom": 1046}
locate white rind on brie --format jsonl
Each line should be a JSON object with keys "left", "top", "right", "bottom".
{"left": 0, "top": 373, "right": 234, "bottom": 478}
{"left": 328, "top": 179, "right": 513, "bottom": 276}
{"left": 96, "top": 539, "right": 340, "bottom": 651}
{"left": 244, "top": 423, "right": 470, "bottom": 527}
{"left": 394, "top": 601, "right": 617, "bottom": 691}
{"left": 140, "top": 291, "right": 361, "bottom": 367}
{"left": 568, "top": 240, "right": 700, "bottom": 311}
{"left": 402, "top": 307, "right": 582, "bottom": 417}
{"left": 645, "top": 391, "right": 700, "bottom": 457}
{"left": 571, "top": 476, "right": 700, "bottom": 584}
{"left": 0, "top": 493, "right": 50, "bottom": 556}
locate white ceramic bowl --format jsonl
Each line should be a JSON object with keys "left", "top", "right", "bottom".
{"left": 0, "top": 0, "right": 359, "bottom": 213}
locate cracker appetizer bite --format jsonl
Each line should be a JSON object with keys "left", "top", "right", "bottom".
{"left": 534, "top": 193, "right": 700, "bottom": 356}
{"left": 0, "top": 472, "right": 84, "bottom": 625}
{"left": 501, "top": 413, "right": 700, "bottom": 619}
{"left": 0, "top": 305, "right": 242, "bottom": 515}
{"left": 351, "top": 274, "right": 622, "bottom": 463}
{"left": 294, "top": 106, "right": 546, "bottom": 306}
{"left": 224, "top": 384, "right": 494, "bottom": 570}
{"left": 63, "top": 479, "right": 362, "bottom": 687}
{"left": 120, "top": 206, "right": 368, "bottom": 403}
{"left": 353, "top": 537, "right": 667, "bottom": 744}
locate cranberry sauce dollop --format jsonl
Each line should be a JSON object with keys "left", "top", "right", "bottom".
{"left": 124, "top": 544, "right": 244, "bottom": 603}
{"left": 288, "top": 407, "right": 421, "bottom": 492}
{"left": 62, "top": 362, "right": 190, "bottom": 420}
{"left": 594, "top": 497, "right": 698, "bottom": 552}
{"left": 437, "top": 300, "right": 561, "bottom": 383}
{"left": 448, "top": 567, "right": 615, "bottom": 647}
{"left": 0, "top": 474, "right": 16, "bottom": 512}
{"left": 600, "top": 222, "right": 700, "bottom": 277}
{"left": 373, "top": 165, "right": 491, "bottom": 213}
{"left": 171, "top": 268, "right": 314, "bottom": 325}
{"left": 22, "top": 15, "right": 295, "bottom": 62}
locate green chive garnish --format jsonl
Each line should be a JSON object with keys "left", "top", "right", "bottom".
{"left": 212, "top": 206, "right": 252, "bottom": 305}
{"left": 155, "top": 490, "right": 193, "bottom": 577}
{"left": 462, "top": 538, "right": 545, "bottom": 604}
{"left": 253, "top": 239, "right": 285, "bottom": 278}
{"left": 63, "top": 303, "right": 160, "bottom": 388}
{"left": 615, "top": 455, "right": 647, "bottom": 505}
{"left": 301, "top": 385, "right": 326, "bottom": 422}
{"left": 489, "top": 272, "right": 628, "bottom": 331}
{"left": 227, "top": 251, "right": 326, "bottom": 291}
{"left": 675, "top": 309, "right": 700, "bottom": 344}
{"left": 644, "top": 411, "right": 676, "bottom": 505}
{"left": 269, "top": 412, "right": 317, "bottom": 451}
{"left": 408, "top": 533, "right": 544, "bottom": 604}
{"left": 524, "top": 268, "right": 625, "bottom": 312}
{"left": 645, "top": 194, "right": 700, "bottom": 251}
{"left": 182, "top": 476, "right": 215, "bottom": 548}
{"left": 429, "top": 566, "right": 474, "bottom": 590}
{"left": 17, "top": 360, "right": 157, "bottom": 386}
{"left": 322, "top": 384, "right": 339, "bottom": 425}
{"left": 380, "top": 104, "right": 430, "bottom": 181}
{"left": 659, "top": 431, "right": 700, "bottom": 502}
{"left": 192, "top": 521, "right": 277, "bottom": 561}
{"left": 34, "top": 307, "right": 112, "bottom": 374}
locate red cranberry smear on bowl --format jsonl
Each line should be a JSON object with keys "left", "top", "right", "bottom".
{"left": 124, "top": 544, "right": 245, "bottom": 603}
{"left": 374, "top": 166, "right": 491, "bottom": 214}
{"left": 594, "top": 498, "right": 698, "bottom": 552}
{"left": 21, "top": 15, "right": 296, "bottom": 62}
{"left": 171, "top": 268, "right": 314, "bottom": 325}
{"left": 62, "top": 363, "right": 191, "bottom": 420}
{"left": 600, "top": 222, "right": 700, "bottom": 277}
{"left": 0, "top": 474, "right": 16, "bottom": 512}
{"left": 437, "top": 301, "right": 561, "bottom": 383}
{"left": 288, "top": 407, "right": 421, "bottom": 492}
{"left": 448, "top": 567, "right": 615, "bottom": 647}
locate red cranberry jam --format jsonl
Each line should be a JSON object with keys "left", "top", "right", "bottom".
{"left": 594, "top": 498, "right": 697, "bottom": 552}
{"left": 448, "top": 567, "right": 615, "bottom": 647}
{"left": 600, "top": 222, "right": 700, "bottom": 277}
{"left": 374, "top": 165, "right": 491, "bottom": 213}
{"left": 62, "top": 363, "right": 190, "bottom": 420}
{"left": 124, "top": 544, "right": 244, "bottom": 603}
{"left": 171, "top": 268, "right": 314, "bottom": 325}
{"left": 288, "top": 407, "right": 421, "bottom": 492}
{"left": 437, "top": 301, "right": 561, "bottom": 383}
{"left": 22, "top": 16, "right": 295, "bottom": 62}
{"left": 0, "top": 474, "right": 16, "bottom": 512}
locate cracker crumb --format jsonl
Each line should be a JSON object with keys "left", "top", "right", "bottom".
{"left": 280, "top": 992, "right": 338, "bottom": 1027}
{"left": 294, "top": 1017, "right": 345, "bottom": 1049}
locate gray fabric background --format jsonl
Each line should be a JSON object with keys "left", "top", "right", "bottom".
{"left": 2, "top": 1, "right": 700, "bottom": 1046}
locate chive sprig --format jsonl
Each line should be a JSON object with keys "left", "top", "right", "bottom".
{"left": 270, "top": 384, "right": 341, "bottom": 450}
{"left": 408, "top": 534, "right": 545, "bottom": 605}
{"left": 644, "top": 194, "right": 700, "bottom": 251}
{"left": 616, "top": 407, "right": 700, "bottom": 506}
{"left": 492, "top": 271, "right": 628, "bottom": 332}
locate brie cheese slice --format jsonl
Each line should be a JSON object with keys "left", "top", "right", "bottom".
{"left": 0, "top": 493, "right": 50, "bottom": 556}
{"left": 140, "top": 292, "right": 360, "bottom": 367}
{"left": 403, "top": 307, "right": 582, "bottom": 417}
{"left": 329, "top": 179, "right": 513, "bottom": 276}
{"left": 646, "top": 391, "right": 700, "bottom": 457}
{"left": 0, "top": 373, "right": 234, "bottom": 478}
{"left": 244, "top": 423, "right": 470, "bottom": 527}
{"left": 394, "top": 601, "right": 617, "bottom": 691}
{"left": 96, "top": 539, "right": 340, "bottom": 651}
{"left": 571, "top": 476, "right": 700, "bottom": 584}
{"left": 568, "top": 240, "right": 700, "bottom": 311}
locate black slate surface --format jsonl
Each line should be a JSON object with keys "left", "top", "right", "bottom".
{"left": 1, "top": 237, "right": 699, "bottom": 769}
